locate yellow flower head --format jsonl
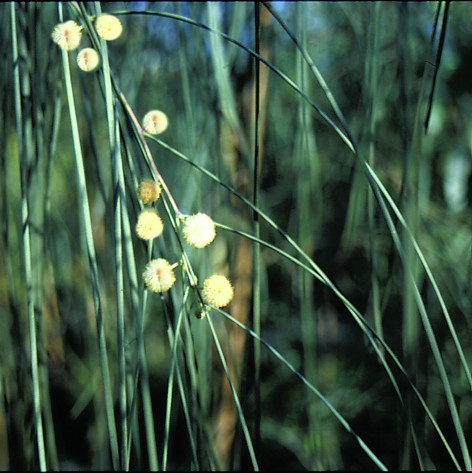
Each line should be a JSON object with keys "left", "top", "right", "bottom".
{"left": 137, "top": 179, "right": 161, "bottom": 204}
{"left": 182, "top": 213, "right": 216, "bottom": 248}
{"left": 51, "top": 20, "right": 83, "bottom": 51}
{"left": 202, "top": 274, "right": 234, "bottom": 308}
{"left": 143, "top": 258, "right": 176, "bottom": 293}
{"left": 136, "top": 209, "right": 164, "bottom": 240}
{"left": 77, "top": 48, "right": 100, "bottom": 72}
{"left": 95, "top": 13, "right": 123, "bottom": 41}
{"left": 142, "top": 110, "right": 169, "bottom": 135}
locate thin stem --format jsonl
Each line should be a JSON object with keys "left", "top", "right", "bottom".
{"left": 252, "top": 0, "right": 262, "bottom": 453}
{"left": 94, "top": 0, "right": 129, "bottom": 466}
{"left": 214, "top": 307, "right": 388, "bottom": 471}
{"left": 206, "top": 313, "right": 259, "bottom": 471}
{"left": 10, "top": 3, "right": 47, "bottom": 470}
{"left": 424, "top": 1, "right": 450, "bottom": 133}
{"left": 58, "top": 3, "right": 119, "bottom": 467}
{"left": 118, "top": 91, "right": 182, "bottom": 217}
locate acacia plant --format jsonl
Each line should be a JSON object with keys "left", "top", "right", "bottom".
{"left": 0, "top": 1, "right": 471, "bottom": 471}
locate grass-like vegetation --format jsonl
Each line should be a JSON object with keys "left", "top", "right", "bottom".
{"left": 1, "top": 1, "right": 471, "bottom": 470}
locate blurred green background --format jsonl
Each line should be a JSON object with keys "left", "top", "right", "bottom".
{"left": 1, "top": 1, "right": 472, "bottom": 470}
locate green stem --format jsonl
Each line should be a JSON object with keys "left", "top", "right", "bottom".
{"left": 252, "top": 0, "right": 261, "bottom": 452}
{"left": 58, "top": 4, "right": 119, "bottom": 467}
{"left": 215, "top": 307, "right": 388, "bottom": 471}
{"left": 206, "top": 313, "right": 259, "bottom": 471}
{"left": 10, "top": 3, "right": 47, "bottom": 470}
{"left": 162, "top": 288, "right": 199, "bottom": 471}
{"left": 214, "top": 221, "right": 461, "bottom": 469}
{"left": 93, "top": 1, "right": 129, "bottom": 467}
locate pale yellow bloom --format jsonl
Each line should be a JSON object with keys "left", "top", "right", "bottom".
{"left": 182, "top": 213, "right": 216, "bottom": 248}
{"left": 143, "top": 258, "right": 176, "bottom": 293}
{"left": 77, "top": 48, "right": 100, "bottom": 71}
{"left": 51, "top": 20, "right": 83, "bottom": 51}
{"left": 202, "top": 275, "right": 234, "bottom": 308}
{"left": 142, "top": 110, "right": 168, "bottom": 135}
{"left": 135, "top": 209, "right": 164, "bottom": 240}
{"left": 137, "top": 179, "right": 161, "bottom": 204}
{"left": 95, "top": 14, "right": 123, "bottom": 41}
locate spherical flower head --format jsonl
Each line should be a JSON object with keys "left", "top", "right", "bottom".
{"left": 51, "top": 20, "right": 83, "bottom": 51}
{"left": 143, "top": 258, "right": 176, "bottom": 293}
{"left": 95, "top": 13, "right": 123, "bottom": 41}
{"left": 142, "top": 110, "right": 169, "bottom": 135}
{"left": 182, "top": 213, "right": 216, "bottom": 248}
{"left": 136, "top": 209, "right": 164, "bottom": 240}
{"left": 202, "top": 275, "right": 234, "bottom": 308}
{"left": 77, "top": 48, "right": 100, "bottom": 72}
{"left": 137, "top": 179, "right": 161, "bottom": 204}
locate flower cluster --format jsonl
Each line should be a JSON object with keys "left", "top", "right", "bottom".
{"left": 179, "top": 212, "right": 233, "bottom": 309}
{"left": 134, "top": 179, "right": 233, "bottom": 309}
{"left": 52, "top": 13, "right": 123, "bottom": 73}
{"left": 51, "top": 15, "right": 234, "bottom": 312}
{"left": 179, "top": 213, "right": 233, "bottom": 308}
{"left": 135, "top": 178, "right": 175, "bottom": 292}
{"left": 135, "top": 175, "right": 233, "bottom": 309}
{"left": 135, "top": 179, "right": 165, "bottom": 240}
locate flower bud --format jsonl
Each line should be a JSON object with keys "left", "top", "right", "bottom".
{"left": 77, "top": 48, "right": 100, "bottom": 71}
{"left": 95, "top": 14, "right": 123, "bottom": 41}
{"left": 137, "top": 179, "right": 161, "bottom": 204}
{"left": 182, "top": 213, "right": 216, "bottom": 248}
{"left": 143, "top": 258, "right": 176, "bottom": 293}
{"left": 142, "top": 110, "right": 168, "bottom": 135}
{"left": 202, "top": 274, "right": 234, "bottom": 308}
{"left": 52, "top": 20, "right": 83, "bottom": 51}
{"left": 136, "top": 208, "right": 164, "bottom": 240}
